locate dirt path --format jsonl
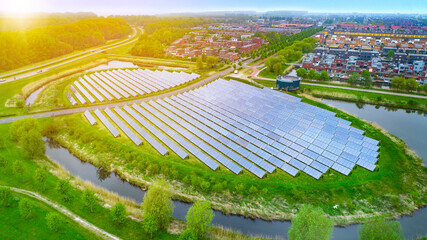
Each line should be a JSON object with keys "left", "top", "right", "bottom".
{"left": 3, "top": 186, "right": 121, "bottom": 240}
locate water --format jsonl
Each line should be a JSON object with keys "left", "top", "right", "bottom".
{"left": 321, "top": 99, "right": 427, "bottom": 165}
{"left": 43, "top": 98, "right": 427, "bottom": 239}
{"left": 25, "top": 86, "right": 45, "bottom": 105}
{"left": 86, "top": 60, "right": 138, "bottom": 72}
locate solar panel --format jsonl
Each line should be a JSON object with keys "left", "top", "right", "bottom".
{"left": 84, "top": 110, "right": 96, "bottom": 125}
{"left": 105, "top": 108, "right": 142, "bottom": 146}
{"left": 94, "top": 109, "right": 119, "bottom": 137}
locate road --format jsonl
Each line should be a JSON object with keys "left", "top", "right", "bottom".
{"left": 4, "top": 186, "right": 120, "bottom": 240}
{"left": 0, "top": 27, "right": 141, "bottom": 83}
{"left": 0, "top": 61, "right": 249, "bottom": 124}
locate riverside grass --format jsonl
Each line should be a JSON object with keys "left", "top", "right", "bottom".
{"left": 48, "top": 86, "right": 427, "bottom": 225}
{"left": 300, "top": 84, "right": 427, "bottom": 112}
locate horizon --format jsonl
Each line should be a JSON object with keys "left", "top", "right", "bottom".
{"left": 1, "top": 0, "right": 426, "bottom": 16}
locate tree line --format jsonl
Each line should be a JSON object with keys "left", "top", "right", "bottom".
{"left": 130, "top": 18, "right": 209, "bottom": 58}
{"left": 0, "top": 17, "right": 131, "bottom": 71}
{"left": 264, "top": 37, "right": 317, "bottom": 75}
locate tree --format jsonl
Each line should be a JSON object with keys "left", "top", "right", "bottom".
{"left": 10, "top": 118, "right": 39, "bottom": 142}
{"left": 13, "top": 160, "right": 26, "bottom": 182}
{"left": 19, "top": 129, "right": 45, "bottom": 157}
{"left": 111, "top": 202, "right": 127, "bottom": 225}
{"left": 320, "top": 70, "right": 330, "bottom": 81}
{"left": 141, "top": 180, "right": 174, "bottom": 230}
{"left": 238, "top": 61, "right": 242, "bottom": 66}
{"left": 273, "top": 62, "right": 282, "bottom": 75}
{"left": 0, "top": 187, "right": 12, "bottom": 207}
{"left": 406, "top": 78, "right": 419, "bottom": 91}
{"left": 361, "top": 70, "right": 373, "bottom": 88}
{"left": 34, "top": 169, "right": 47, "bottom": 191}
{"left": 348, "top": 72, "right": 361, "bottom": 86}
{"left": 206, "top": 56, "right": 218, "bottom": 68}
{"left": 82, "top": 189, "right": 98, "bottom": 213}
{"left": 19, "top": 199, "right": 33, "bottom": 219}
{"left": 179, "top": 228, "right": 197, "bottom": 240}
{"left": 196, "top": 57, "right": 203, "bottom": 69}
{"left": 232, "top": 64, "right": 237, "bottom": 70}
{"left": 0, "top": 156, "right": 9, "bottom": 174}
{"left": 143, "top": 214, "right": 158, "bottom": 238}
{"left": 359, "top": 217, "right": 404, "bottom": 240}
{"left": 391, "top": 76, "right": 406, "bottom": 90}
{"left": 423, "top": 83, "right": 427, "bottom": 93}
{"left": 288, "top": 205, "right": 333, "bottom": 240}
{"left": 307, "top": 69, "right": 316, "bottom": 80}
{"left": 186, "top": 201, "right": 214, "bottom": 239}
{"left": 387, "top": 50, "right": 394, "bottom": 58}
{"left": 296, "top": 68, "right": 307, "bottom": 79}
{"left": 56, "top": 179, "right": 70, "bottom": 201}
{"left": 46, "top": 212, "right": 62, "bottom": 232}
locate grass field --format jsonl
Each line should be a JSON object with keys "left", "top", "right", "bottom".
{"left": 258, "top": 65, "right": 289, "bottom": 79}
{"left": 300, "top": 84, "right": 427, "bottom": 112}
{"left": 0, "top": 193, "right": 101, "bottom": 240}
{"left": 48, "top": 80, "right": 427, "bottom": 225}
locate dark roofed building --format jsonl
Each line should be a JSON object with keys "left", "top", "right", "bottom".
{"left": 276, "top": 76, "right": 301, "bottom": 91}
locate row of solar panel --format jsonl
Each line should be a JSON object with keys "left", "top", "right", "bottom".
{"left": 68, "top": 69, "right": 198, "bottom": 105}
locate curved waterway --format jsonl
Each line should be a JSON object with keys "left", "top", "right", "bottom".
{"left": 44, "top": 100, "right": 427, "bottom": 240}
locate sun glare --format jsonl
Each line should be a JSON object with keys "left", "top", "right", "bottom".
{"left": 3, "top": 0, "right": 42, "bottom": 16}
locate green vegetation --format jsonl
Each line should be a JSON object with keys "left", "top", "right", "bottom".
{"left": 288, "top": 204, "right": 333, "bottom": 240}
{"left": 0, "top": 18, "right": 131, "bottom": 71}
{"left": 111, "top": 202, "right": 128, "bottom": 225}
{"left": 185, "top": 201, "right": 215, "bottom": 239}
{"left": 300, "top": 84, "right": 427, "bottom": 111}
{"left": 391, "top": 76, "right": 421, "bottom": 92}
{"left": 0, "top": 192, "right": 100, "bottom": 239}
{"left": 251, "top": 27, "right": 323, "bottom": 59}
{"left": 258, "top": 64, "right": 289, "bottom": 79}
{"left": 358, "top": 217, "right": 404, "bottom": 240}
{"left": 141, "top": 180, "right": 174, "bottom": 231}
{"left": 130, "top": 18, "right": 209, "bottom": 58}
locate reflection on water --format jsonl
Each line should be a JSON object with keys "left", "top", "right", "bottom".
{"left": 86, "top": 60, "right": 138, "bottom": 72}
{"left": 25, "top": 86, "right": 46, "bottom": 105}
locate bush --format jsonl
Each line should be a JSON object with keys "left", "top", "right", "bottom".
{"left": 19, "top": 198, "right": 33, "bottom": 219}
{"left": 111, "top": 202, "right": 127, "bottom": 225}
{"left": 359, "top": 217, "right": 404, "bottom": 240}
{"left": 0, "top": 187, "right": 12, "bottom": 207}
{"left": 10, "top": 118, "right": 40, "bottom": 142}
{"left": 141, "top": 180, "right": 173, "bottom": 230}
{"left": 179, "top": 228, "right": 197, "bottom": 240}
{"left": 46, "top": 213, "right": 62, "bottom": 232}
{"left": 186, "top": 201, "right": 214, "bottom": 239}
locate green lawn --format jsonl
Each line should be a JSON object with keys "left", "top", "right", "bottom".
{"left": 0, "top": 193, "right": 101, "bottom": 240}
{"left": 258, "top": 65, "right": 289, "bottom": 79}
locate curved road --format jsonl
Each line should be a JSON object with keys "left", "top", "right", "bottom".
{"left": 0, "top": 62, "right": 242, "bottom": 124}
{"left": 0, "top": 27, "right": 141, "bottom": 83}
{"left": 4, "top": 186, "right": 120, "bottom": 240}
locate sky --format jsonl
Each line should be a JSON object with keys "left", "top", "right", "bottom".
{"left": 1, "top": 0, "right": 426, "bottom": 15}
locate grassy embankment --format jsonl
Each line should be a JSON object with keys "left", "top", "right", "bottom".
{"left": 300, "top": 84, "right": 427, "bottom": 112}
{"left": 0, "top": 122, "right": 270, "bottom": 240}
{"left": 301, "top": 79, "right": 427, "bottom": 97}
{"left": 49, "top": 79, "right": 427, "bottom": 225}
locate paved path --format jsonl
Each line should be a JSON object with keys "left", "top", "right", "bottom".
{"left": 301, "top": 82, "right": 427, "bottom": 99}
{"left": 0, "top": 61, "right": 252, "bottom": 124}
{"left": 4, "top": 186, "right": 120, "bottom": 240}
{"left": 0, "top": 28, "right": 141, "bottom": 83}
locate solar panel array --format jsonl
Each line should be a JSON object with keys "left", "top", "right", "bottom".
{"left": 67, "top": 69, "right": 199, "bottom": 105}
{"left": 86, "top": 79, "right": 380, "bottom": 179}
